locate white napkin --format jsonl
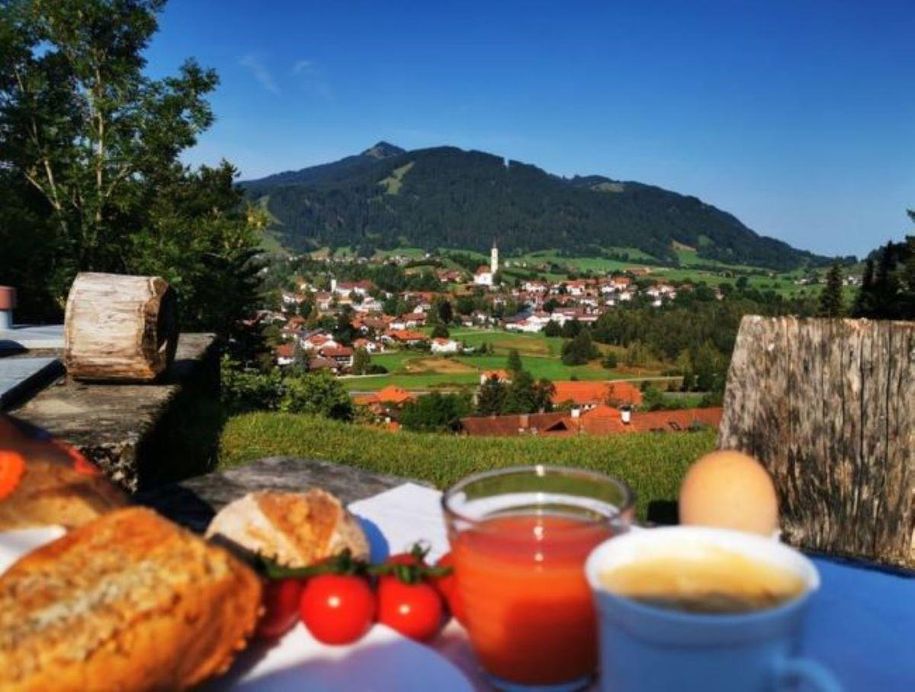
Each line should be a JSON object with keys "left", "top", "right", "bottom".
{"left": 348, "top": 482, "right": 450, "bottom": 563}
{"left": 0, "top": 526, "right": 65, "bottom": 574}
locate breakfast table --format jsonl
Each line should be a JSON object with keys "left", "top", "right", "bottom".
{"left": 131, "top": 457, "right": 915, "bottom": 691}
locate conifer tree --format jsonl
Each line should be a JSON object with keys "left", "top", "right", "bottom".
{"left": 817, "top": 264, "right": 844, "bottom": 317}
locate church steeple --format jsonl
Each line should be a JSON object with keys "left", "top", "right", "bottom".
{"left": 490, "top": 239, "right": 499, "bottom": 275}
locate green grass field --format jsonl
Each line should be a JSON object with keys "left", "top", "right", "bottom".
{"left": 344, "top": 329, "right": 667, "bottom": 392}
{"left": 219, "top": 413, "right": 716, "bottom": 519}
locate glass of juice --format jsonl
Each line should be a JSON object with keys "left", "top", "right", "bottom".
{"left": 442, "top": 465, "right": 634, "bottom": 691}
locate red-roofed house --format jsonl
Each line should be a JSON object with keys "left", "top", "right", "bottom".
{"left": 353, "top": 337, "right": 384, "bottom": 353}
{"left": 460, "top": 407, "right": 722, "bottom": 437}
{"left": 353, "top": 386, "right": 416, "bottom": 408}
{"left": 382, "top": 330, "right": 428, "bottom": 346}
{"left": 302, "top": 333, "right": 337, "bottom": 352}
{"left": 551, "top": 381, "right": 643, "bottom": 409}
{"left": 318, "top": 345, "right": 354, "bottom": 368}
{"left": 274, "top": 342, "right": 296, "bottom": 367}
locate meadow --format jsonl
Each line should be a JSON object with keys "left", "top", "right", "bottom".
{"left": 219, "top": 413, "right": 716, "bottom": 520}
{"left": 343, "top": 328, "right": 672, "bottom": 392}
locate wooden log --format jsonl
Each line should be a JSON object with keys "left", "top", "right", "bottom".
{"left": 718, "top": 316, "right": 915, "bottom": 568}
{"left": 64, "top": 273, "right": 178, "bottom": 382}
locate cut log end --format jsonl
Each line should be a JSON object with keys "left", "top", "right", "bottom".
{"left": 64, "top": 273, "right": 180, "bottom": 382}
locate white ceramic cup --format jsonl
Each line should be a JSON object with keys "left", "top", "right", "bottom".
{"left": 584, "top": 526, "right": 841, "bottom": 692}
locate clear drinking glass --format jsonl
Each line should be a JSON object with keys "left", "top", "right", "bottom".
{"left": 441, "top": 465, "right": 635, "bottom": 692}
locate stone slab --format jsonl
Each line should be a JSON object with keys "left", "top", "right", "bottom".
{"left": 0, "top": 357, "right": 63, "bottom": 409}
{"left": 136, "top": 456, "right": 426, "bottom": 533}
{"left": 10, "top": 333, "right": 217, "bottom": 491}
{"left": 0, "top": 324, "right": 64, "bottom": 351}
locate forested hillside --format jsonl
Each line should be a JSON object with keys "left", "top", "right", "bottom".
{"left": 243, "top": 143, "right": 828, "bottom": 270}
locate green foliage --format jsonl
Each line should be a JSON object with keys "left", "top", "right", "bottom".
{"left": 0, "top": 0, "right": 261, "bottom": 330}
{"left": 602, "top": 351, "right": 618, "bottom": 369}
{"left": 352, "top": 347, "right": 371, "bottom": 375}
{"left": 455, "top": 295, "right": 475, "bottom": 315}
{"left": 437, "top": 299, "right": 454, "bottom": 325}
{"left": 221, "top": 357, "right": 284, "bottom": 412}
{"left": 475, "top": 377, "right": 507, "bottom": 415}
{"left": 278, "top": 371, "right": 354, "bottom": 421}
{"left": 852, "top": 234, "right": 915, "bottom": 320}
{"left": 219, "top": 414, "right": 718, "bottom": 520}
{"left": 506, "top": 348, "right": 523, "bottom": 374}
{"left": 679, "top": 341, "right": 729, "bottom": 393}
{"left": 332, "top": 306, "right": 357, "bottom": 345}
{"left": 560, "top": 319, "right": 583, "bottom": 338}
{"left": 399, "top": 392, "right": 471, "bottom": 433}
{"left": 542, "top": 320, "right": 562, "bottom": 337}
{"left": 221, "top": 357, "right": 352, "bottom": 420}
{"left": 591, "top": 289, "right": 817, "bottom": 378}
{"left": 561, "top": 328, "right": 599, "bottom": 365}
{"left": 817, "top": 263, "right": 845, "bottom": 317}
{"left": 640, "top": 386, "right": 667, "bottom": 411}
{"left": 430, "top": 324, "right": 450, "bottom": 339}
{"left": 501, "top": 370, "right": 555, "bottom": 414}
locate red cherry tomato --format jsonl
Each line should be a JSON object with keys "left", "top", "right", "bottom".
{"left": 376, "top": 575, "right": 444, "bottom": 642}
{"left": 299, "top": 574, "right": 376, "bottom": 645}
{"left": 256, "top": 578, "right": 304, "bottom": 639}
{"left": 432, "top": 552, "right": 467, "bottom": 626}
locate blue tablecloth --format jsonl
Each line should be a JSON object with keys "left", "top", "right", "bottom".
{"left": 807, "top": 557, "right": 914, "bottom": 690}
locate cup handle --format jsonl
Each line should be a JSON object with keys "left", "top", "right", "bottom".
{"left": 776, "top": 657, "right": 842, "bottom": 691}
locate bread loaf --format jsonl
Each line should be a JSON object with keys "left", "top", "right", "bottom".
{"left": 206, "top": 489, "right": 369, "bottom": 567}
{"left": 0, "top": 507, "right": 262, "bottom": 691}
{"left": 0, "top": 415, "right": 126, "bottom": 530}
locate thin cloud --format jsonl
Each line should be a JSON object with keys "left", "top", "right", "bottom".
{"left": 291, "top": 58, "right": 333, "bottom": 101}
{"left": 239, "top": 54, "right": 279, "bottom": 94}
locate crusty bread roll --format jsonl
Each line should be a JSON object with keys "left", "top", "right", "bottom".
{"left": 0, "top": 507, "right": 262, "bottom": 691}
{"left": 206, "top": 489, "right": 369, "bottom": 567}
{"left": 0, "top": 415, "right": 126, "bottom": 530}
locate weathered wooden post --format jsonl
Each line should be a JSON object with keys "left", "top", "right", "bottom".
{"left": 718, "top": 316, "right": 914, "bottom": 567}
{"left": 64, "top": 273, "right": 178, "bottom": 382}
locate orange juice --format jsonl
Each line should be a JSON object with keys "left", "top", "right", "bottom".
{"left": 451, "top": 513, "right": 613, "bottom": 686}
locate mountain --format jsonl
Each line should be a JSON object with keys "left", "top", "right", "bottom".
{"left": 242, "top": 143, "right": 826, "bottom": 270}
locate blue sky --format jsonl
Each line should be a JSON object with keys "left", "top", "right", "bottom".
{"left": 145, "top": 0, "right": 915, "bottom": 257}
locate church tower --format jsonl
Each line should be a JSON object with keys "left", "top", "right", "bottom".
{"left": 490, "top": 240, "right": 499, "bottom": 275}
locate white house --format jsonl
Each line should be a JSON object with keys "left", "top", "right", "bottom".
{"left": 473, "top": 265, "right": 493, "bottom": 287}
{"left": 505, "top": 311, "right": 556, "bottom": 333}
{"left": 430, "top": 338, "right": 462, "bottom": 354}
{"left": 473, "top": 241, "right": 499, "bottom": 287}
{"left": 330, "top": 279, "right": 374, "bottom": 297}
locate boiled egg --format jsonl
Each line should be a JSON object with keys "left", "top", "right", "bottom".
{"left": 679, "top": 450, "right": 779, "bottom": 536}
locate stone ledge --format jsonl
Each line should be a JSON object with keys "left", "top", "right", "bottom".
{"left": 136, "top": 456, "right": 426, "bottom": 533}
{"left": 11, "top": 333, "right": 218, "bottom": 492}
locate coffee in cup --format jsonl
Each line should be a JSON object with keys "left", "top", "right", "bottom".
{"left": 598, "top": 545, "right": 807, "bottom": 614}
{"left": 584, "top": 526, "right": 840, "bottom": 692}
